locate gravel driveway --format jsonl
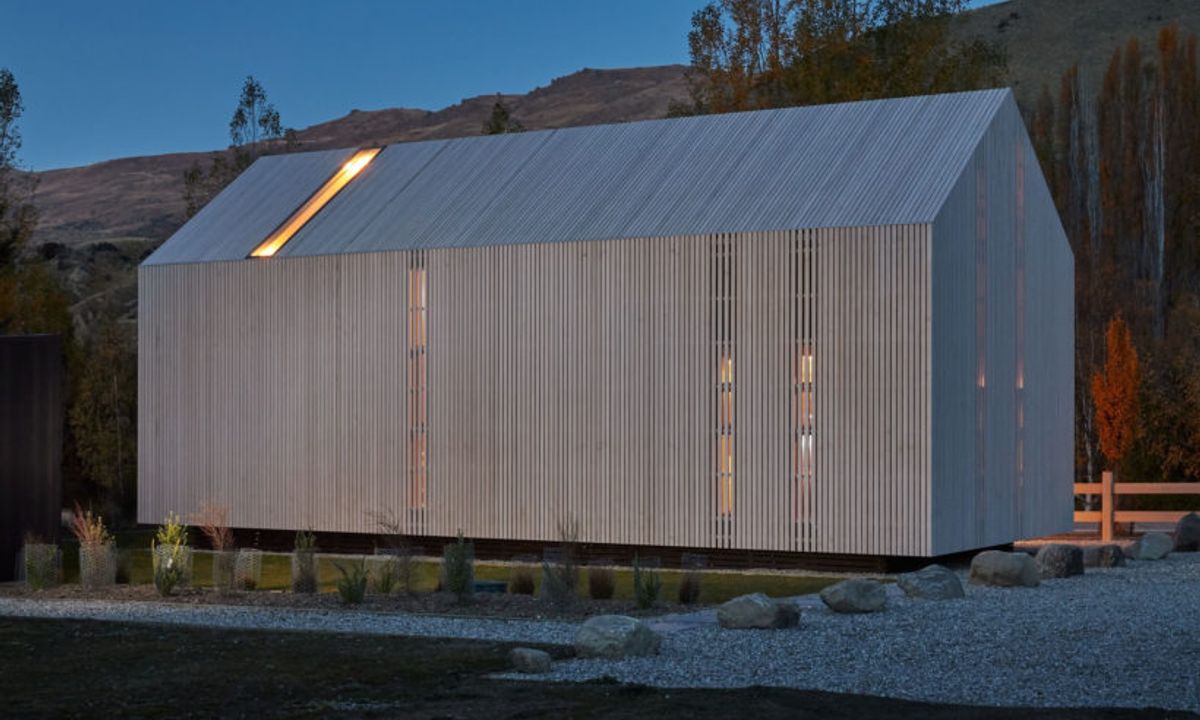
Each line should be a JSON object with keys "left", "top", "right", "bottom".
{"left": 2, "top": 552, "right": 1197, "bottom": 711}
{"left": 532, "top": 553, "right": 1200, "bottom": 712}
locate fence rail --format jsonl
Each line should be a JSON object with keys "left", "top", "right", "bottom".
{"left": 1073, "top": 472, "right": 1200, "bottom": 540}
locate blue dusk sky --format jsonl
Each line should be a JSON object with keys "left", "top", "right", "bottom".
{"left": 2, "top": 0, "right": 1005, "bottom": 171}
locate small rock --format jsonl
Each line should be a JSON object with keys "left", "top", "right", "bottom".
{"left": 1035, "top": 544, "right": 1085, "bottom": 578}
{"left": 897, "top": 564, "right": 964, "bottom": 600}
{"left": 969, "top": 550, "right": 1039, "bottom": 587}
{"left": 1082, "top": 544, "right": 1126, "bottom": 568}
{"left": 510, "top": 647, "right": 552, "bottom": 674}
{"left": 819, "top": 579, "right": 887, "bottom": 613}
{"left": 574, "top": 615, "right": 661, "bottom": 658}
{"left": 1173, "top": 513, "right": 1200, "bottom": 551}
{"left": 717, "top": 593, "right": 801, "bottom": 629}
{"left": 1136, "top": 532, "right": 1173, "bottom": 560}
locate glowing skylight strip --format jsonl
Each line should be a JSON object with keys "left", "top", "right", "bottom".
{"left": 250, "top": 147, "right": 381, "bottom": 258}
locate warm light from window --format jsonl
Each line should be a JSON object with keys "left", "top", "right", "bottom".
{"left": 250, "top": 148, "right": 381, "bottom": 258}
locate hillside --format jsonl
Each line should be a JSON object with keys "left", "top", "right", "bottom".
{"left": 953, "top": 0, "right": 1200, "bottom": 105}
{"left": 32, "top": 66, "right": 690, "bottom": 252}
{"left": 23, "top": 0, "right": 1200, "bottom": 331}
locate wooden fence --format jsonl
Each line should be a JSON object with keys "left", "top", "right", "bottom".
{"left": 1074, "top": 471, "right": 1200, "bottom": 541}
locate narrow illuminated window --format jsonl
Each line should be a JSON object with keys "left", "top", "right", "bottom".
{"left": 249, "top": 148, "right": 381, "bottom": 258}
{"left": 408, "top": 252, "right": 428, "bottom": 511}
{"left": 789, "top": 230, "right": 815, "bottom": 548}
{"left": 713, "top": 238, "right": 736, "bottom": 519}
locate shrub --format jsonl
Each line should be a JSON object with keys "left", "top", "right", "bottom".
{"left": 442, "top": 531, "right": 474, "bottom": 603}
{"left": 368, "top": 509, "right": 419, "bottom": 595}
{"left": 71, "top": 504, "right": 115, "bottom": 589}
{"left": 152, "top": 512, "right": 192, "bottom": 596}
{"left": 541, "top": 516, "right": 580, "bottom": 607}
{"left": 678, "top": 571, "right": 702, "bottom": 604}
{"left": 70, "top": 502, "right": 112, "bottom": 547}
{"left": 194, "top": 501, "right": 235, "bottom": 551}
{"left": 22, "top": 535, "right": 58, "bottom": 590}
{"left": 633, "top": 555, "right": 662, "bottom": 610}
{"left": 587, "top": 563, "right": 616, "bottom": 600}
{"left": 370, "top": 555, "right": 400, "bottom": 595}
{"left": 335, "top": 560, "right": 369, "bottom": 604}
{"left": 234, "top": 549, "right": 262, "bottom": 590}
{"left": 508, "top": 558, "right": 536, "bottom": 595}
{"left": 292, "top": 529, "right": 318, "bottom": 594}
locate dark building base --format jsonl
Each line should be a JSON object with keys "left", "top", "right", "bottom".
{"left": 212, "top": 527, "right": 1010, "bottom": 574}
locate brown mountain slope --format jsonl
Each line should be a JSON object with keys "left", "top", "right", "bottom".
{"left": 32, "top": 65, "right": 690, "bottom": 252}
{"left": 953, "top": 0, "right": 1200, "bottom": 104}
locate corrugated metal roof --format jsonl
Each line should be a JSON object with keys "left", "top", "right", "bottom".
{"left": 144, "top": 89, "right": 1012, "bottom": 265}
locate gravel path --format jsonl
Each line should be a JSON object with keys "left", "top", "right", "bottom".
{"left": 523, "top": 554, "right": 1200, "bottom": 712}
{"left": 0, "top": 596, "right": 577, "bottom": 645}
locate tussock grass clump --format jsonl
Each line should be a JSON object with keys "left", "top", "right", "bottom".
{"left": 442, "top": 532, "right": 475, "bottom": 603}
{"left": 633, "top": 555, "right": 662, "bottom": 610}
{"left": 335, "top": 560, "right": 369, "bottom": 604}
{"left": 292, "top": 529, "right": 318, "bottom": 594}
{"left": 370, "top": 556, "right": 400, "bottom": 595}
{"left": 678, "top": 572, "right": 702, "bottom": 604}
{"left": 369, "top": 508, "right": 418, "bottom": 595}
{"left": 541, "top": 516, "right": 580, "bottom": 607}
{"left": 22, "top": 535, "right": 59, "bottom": 590}
{"left": 587, "top": 563, "right": 616, "bottom": 600}
{"left": 508, "top": 556, "right": 536, "bottom": 595}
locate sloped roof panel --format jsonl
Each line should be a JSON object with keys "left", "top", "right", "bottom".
{"left": 144, "top": 89, "right": 1010, "bottom": 265}
{"left": 144, "top": 148, "right": 358, "bottom": 265}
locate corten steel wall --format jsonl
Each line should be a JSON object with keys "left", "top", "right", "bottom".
{"left": 139, "top": 226, "right": 935, "bottom": 556}
{"left": 930, "top": 98, "right": 1075, "bottom": 554}
{"left": 0, "top": 335, "right": 65, "bottom": 581}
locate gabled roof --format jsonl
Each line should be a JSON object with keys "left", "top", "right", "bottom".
{"left": 144, "top": 88, "right": 1013, "bottom": 266}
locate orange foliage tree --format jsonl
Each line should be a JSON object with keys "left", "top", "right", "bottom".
{"left": 1091, "top": 315, "right": 1140, "bottom": 471}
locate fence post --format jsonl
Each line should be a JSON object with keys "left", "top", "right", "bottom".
{"left": 1101, "top": 470, "right": 1115, "bottom": 542}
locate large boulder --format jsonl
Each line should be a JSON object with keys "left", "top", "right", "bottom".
{"left": 510, "top": 647, "right": 552, "bottom": 674}
{"left": 717, "top": 593, "right": 801, "bottom": 629}
{"left": 969, "top": 550, "right": 1040, "bottom": 587}
{"left": 1035, "top": 544, "right": 1085, "bottom": 579}
{"left": 1174, "top": 512, "right": 1200, "bottom": 551}
{"left": 819, "top": 579, "right": 887, "bottom": 613}
{"left": 1082, "top": 544, "right": 1126, "bottom": 568}
{"left": 574, "top": 615, "right": 661, "bottom": 658}
{"left": 1136, "top": 532, "right": 1173, "bottom": 560}
{"left": 897, "top": 564, "right": 964, "bottom": 600}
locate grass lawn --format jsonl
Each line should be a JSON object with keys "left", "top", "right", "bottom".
{"left": 57, "top": 531, "right": 848, "bottom": 604}
{"left": 0, "top": 617, "right": 1180, "bottom": 720}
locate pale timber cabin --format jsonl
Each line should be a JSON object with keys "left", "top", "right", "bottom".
{"left": 138, "top": 89, "right": 1074, "bottom": 560}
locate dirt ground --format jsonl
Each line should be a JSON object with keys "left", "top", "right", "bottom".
{"left": 0, "top": 617, "right": 1192, "bottom": 720}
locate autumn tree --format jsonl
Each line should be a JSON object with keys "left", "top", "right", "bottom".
{"left": 482, "top": 95, "right": 525, "bottom": 135}
{"left": 1091, "top": 315, "right": 1140, "bottom": 472}
{"left": 670, "top": 0, "right": 1004, "bottom": 116}
{"left": 183, "top": 75, "right": 291, "bottom": 218}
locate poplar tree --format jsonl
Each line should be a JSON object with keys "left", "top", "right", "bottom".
{"left": 1092, "top": 315, "right": 1140, "bottom": 472}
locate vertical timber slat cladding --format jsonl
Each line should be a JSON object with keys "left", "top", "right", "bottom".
{"left": 141, "top": 228, "right": 937, "bottom": 555}
{"left": 930, "top": 99, "right": 1074, "bottom": 555}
